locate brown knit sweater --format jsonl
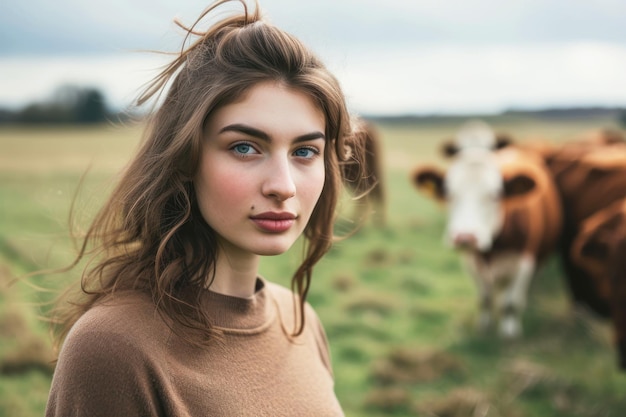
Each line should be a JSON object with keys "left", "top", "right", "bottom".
{"left": 45, "top": 278, "right": 344, "bottom": 416}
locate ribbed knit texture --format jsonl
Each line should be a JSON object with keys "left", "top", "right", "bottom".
{"left": 45, "top": 278, "right": 344, "bottom": 416}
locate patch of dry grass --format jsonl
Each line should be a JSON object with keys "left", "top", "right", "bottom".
{"left": 415, "top": 387, "right": 523, "bottom": 417}
{"left": 0, "top": 264, "right": 55, "bottom": 376}
{"left": 370, "top": 347, "right": 466, "bottom": 385}
{"left": 0, "top": 124, "right": 142, "bottom": 175}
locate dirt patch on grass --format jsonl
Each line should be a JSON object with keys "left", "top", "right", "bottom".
{"left": 502, "top": 358, "right": 588, "bottom": 414}
{"left": 364, "top": 386, "right": 413, "bottom": 414}
{"left": 0, "top": 335, "right": 55, "bottom": 375}
{"left": 344, "top": 291, "right": 397, "bottom": 318}
{"left": 0, "top": 307, "right": 29, "bottom": 339}
{"left": 0, "top": 272, "right": 55, "bottom": 376}
{"left": 331, "top": 272, "right": 357, "bottom": 292}
{"left": 415, "top": 387, "right": 524, "bottom": 417}
{"left": 371, "top": 346, "right": 466, "bottom": 385}
{"left": 365, "top": 248, "right": 391, "bottom": 266}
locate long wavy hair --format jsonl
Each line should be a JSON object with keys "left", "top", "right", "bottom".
{"left": 51, "top": 0, "right": 367, "bottom": 348}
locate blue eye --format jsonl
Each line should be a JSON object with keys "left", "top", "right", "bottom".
{"left": 232, "top": 143, "right": 256, "bottom": 155}
{"left": 293, "top": 147, "right": 318, "bottom": 158}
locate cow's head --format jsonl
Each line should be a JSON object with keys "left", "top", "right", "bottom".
{"left": 440, "top": 120, "right": 513, "bottom": 158}
{"left": 414, "top": 150, "right": 536, "bottom": 252}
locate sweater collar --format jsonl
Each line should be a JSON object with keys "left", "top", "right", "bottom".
{"left": 199, "top": 277, "right": 276, "bottom": 333}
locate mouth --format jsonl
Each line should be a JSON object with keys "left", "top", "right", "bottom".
{"left": 250, "top": 212, "right": 297, "bottom": 233}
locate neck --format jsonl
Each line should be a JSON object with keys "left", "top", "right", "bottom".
{"left": 206, "top": 245, "right": 260, "bottom": 299}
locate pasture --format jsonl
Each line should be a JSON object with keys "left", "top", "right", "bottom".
{"left": 1, "top": 115, "right": 625, "bottom": 416}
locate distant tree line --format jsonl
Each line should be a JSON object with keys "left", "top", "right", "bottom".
{"left": 2, "top": 85, "right": 625, "bottom": 128}
{"left": 0, "top": 85, "right": 114, "bottom": 125}
{"left": 367, "top": 107, "right": 626, "bottom": 129}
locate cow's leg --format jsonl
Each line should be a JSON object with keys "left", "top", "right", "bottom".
{"left": 464, "top": 255, "right": 493, "bottom": 332}
{"left": 499, "top": 254, "right": 535, "bottom": 338}
{"left": 477, "top": 289, "right": 493, "bottom": 332}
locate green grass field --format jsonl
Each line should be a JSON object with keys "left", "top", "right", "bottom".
{"left": 1, "top": 115, "right": 625, "bottom": 416}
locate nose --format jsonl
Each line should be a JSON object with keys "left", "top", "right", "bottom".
{"left": 262, "top": 155, "right": 296, "bottom": 201}
{"left": 453, "top": 232, "right": 478, "bottom": 250}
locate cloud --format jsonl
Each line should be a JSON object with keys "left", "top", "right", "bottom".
{"left": 0, "top": 54, "right": 168, "bottom": 110}
{"left": 1, "top": 0, "right": 626, "bottom": 114}
{"left": 3, "top": 0, "right": 626, "bottom": 55}
{"left": 2, "top": 41, "right": 624, "bottom": 115}
{"left": 330, "top": 41, "right": 626, "bottom": 115}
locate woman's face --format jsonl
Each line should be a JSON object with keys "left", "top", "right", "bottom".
{"left": 195, "top": 81, "right": 326, "bottom": 260}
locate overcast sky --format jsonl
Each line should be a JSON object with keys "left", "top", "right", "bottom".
{"left": 1, "top": 0, "right": 625, "bottom": 115}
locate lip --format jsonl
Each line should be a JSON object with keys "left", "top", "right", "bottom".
{"left": 250, "top": 212, "right": 297, "bottom": 233}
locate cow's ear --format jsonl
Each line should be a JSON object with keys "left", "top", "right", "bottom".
{"left": 440, "top": 140, "right": 459, "bottom": 158}
{"left": 503, "top": 174, "right": 535, "bottom": 197}
{"left": 494, "top": 133, "right": 513, "bottom": 150}
{"left": 412, "top": 167, "right": 446, "bottom": 200}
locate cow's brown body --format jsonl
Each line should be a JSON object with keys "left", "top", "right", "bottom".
{"left": 543, "top": 139, "right": 626, "bottom": 317}
{"left": 523, "top": 129, "right": 626, "bottom": 370}
{"left": 571, "top": 198, "right": 626, "bottom": 369}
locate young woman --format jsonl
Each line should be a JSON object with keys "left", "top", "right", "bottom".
{"left": 45, "top": 1, "right": 367, "bottom": 415}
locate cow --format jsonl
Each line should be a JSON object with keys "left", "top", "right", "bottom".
{"left": 412, "top": 146, "right": 562, "bottom": 338}
{"left": 341, "top": 119, "right": 386, "bottom": 227}
{"left": 537, "top": 135, "right": 626, "bottom": 318}
{"left": 570, "top": 198, "right": 626, "bottom": 370}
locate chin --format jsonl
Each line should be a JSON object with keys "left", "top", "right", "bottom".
{"left": 255, "top": 243, "right": 294, "bottom": 256}
{"left": 246, "top": 240, "right": 292, "bottom": 256}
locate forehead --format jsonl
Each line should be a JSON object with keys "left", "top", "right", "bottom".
{"left": 446, "top": 152, "right": 503, "bottom": 194}
{"left": 455, "top": 120, "right": 496, "bottom": 150}
{"left": 209, "top": 82, "right": 325, "bottom": 129}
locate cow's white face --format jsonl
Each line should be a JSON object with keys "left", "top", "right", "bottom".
{"left": 444, "top": 150, "right": 504, "bottom": 252}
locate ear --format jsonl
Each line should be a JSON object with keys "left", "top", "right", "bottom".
{"left": 412, "top": 167, "right": 446, "bottom": 200}
{"left": 494, "top": 133, "right": 513, "bottom": 150}
{"left": 503, "top": 174, "right": 535, "bottom": 197}
{"left": 440, "top": 140, "right": 459, "bottom": 158}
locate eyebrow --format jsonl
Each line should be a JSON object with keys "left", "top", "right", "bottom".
{"left": 219, "top": 123, "right": 326, "bottom": 143}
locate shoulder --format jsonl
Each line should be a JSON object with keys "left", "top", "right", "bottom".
{"left": 59, "top": 291, "right": 170, "bottom": 369}
{"left": 69, "top": 291, "right": 167, "bottom": 343}
{"left": 48, "top": 292, "right": 169, "bottom": 416}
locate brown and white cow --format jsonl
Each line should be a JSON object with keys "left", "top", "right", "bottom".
{"left": 539, "top": 136, "right": 626, "bottom": 317}
{"left": 412, "top": 146, "right": 562, "bottom": 338}
{"left": 570, "top": 198, "right": 626, "bottom": 369}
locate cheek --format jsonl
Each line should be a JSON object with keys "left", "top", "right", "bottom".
{"left": 195, "top": 163, "right": 254, "bottom": 218}
{"left": 300, "top": 167, "right": 326, "bottom": 207}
